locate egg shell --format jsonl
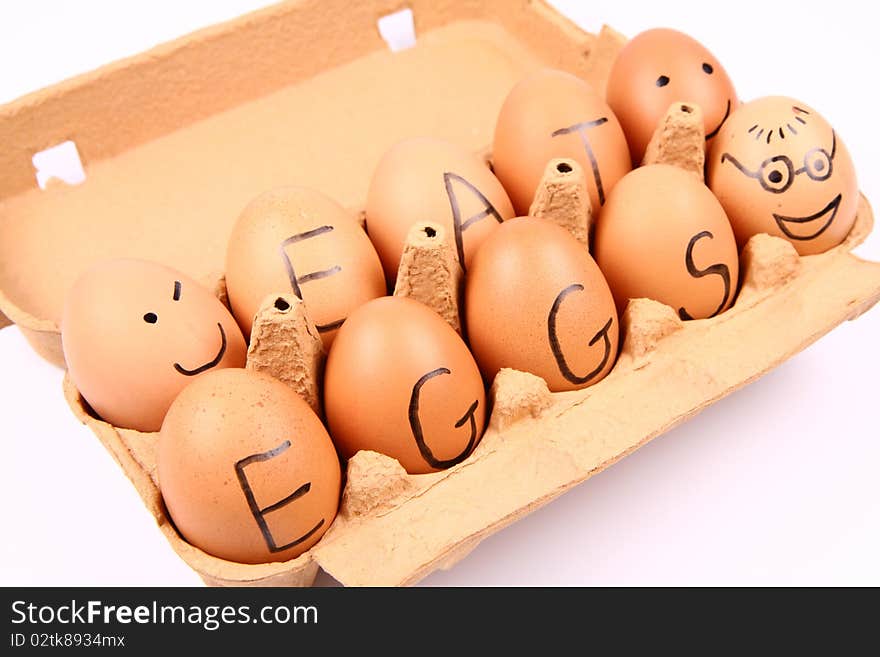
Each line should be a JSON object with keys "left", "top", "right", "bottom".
{"left": 607, "top": 27, "right": 738, "bottom": 164}
{"left": 226, "top": 186, "right": 386, "bottom": 347}
{"left": 61, "top": 258, "right": 247, "bottom": 433}
{"left": 492, "top": 68, "right": 631, "bottom": 216}
{"left": 706, "top": 96, "right": 859, "bottom": 255}
{"left": 323, "top": 296, "right": 486, "bottom": 475}
{"left": 594, "top": 164, "right": 740, "bottom": 320}
{"left": 365, "top": 137, "right": 515, "bottom": 283}
{"left": 465, "top": 217, "right": 619, "bottom": 392}
{"left": 158, "top": 368, "right": 341, "bottom": 565}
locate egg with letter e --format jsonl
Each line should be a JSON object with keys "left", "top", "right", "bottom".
{"left": 226, "top": 186, "right": 386, "bottom": 347}
{"left": 594, "top": 164, "right": 740, "bottom": 320}
{"left": 465, "top": 217, "right": 619, "bottom": 392}
{"left": 61, "top": 258, "right": 247, "bottom": 432}
{"left": 158, "top": 368, "right": 341, "bottom": 564}
{"left": 707, "top": 96, "right": 859, "bottom": 255}
{"left": 323, "top": 296, "right": 486, "bottom": 475}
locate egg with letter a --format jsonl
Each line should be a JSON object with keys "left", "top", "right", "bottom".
{"left": 323, "top": 296, "right": 486, "bottom": 475}
{"left": 465, "top": 217, "right": 619, "bottom": 392}
{"left": 365, "top": 137, "right": 515, "bottom": 284}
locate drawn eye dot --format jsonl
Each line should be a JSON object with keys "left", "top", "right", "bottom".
{"left": 656, "top": 75, "right": 670, "bottom": 87}
{"left": 702, "top": 62, "right": 714, "bottom": 74}
{"left": 814, "top": 160, "right": 825, "bottom": 172}
{"left": 768, "top": 171, "right": 783, "bottom": 184}
{"left": 143, "top": 312, "right": 158, "bottom": 324}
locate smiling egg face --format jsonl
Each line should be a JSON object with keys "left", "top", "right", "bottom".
{"left": 607, "top": 28, "right": 738, "bottom": 164}
{"left": 707, "top": 96, "right": 859, "bottom": 255}
{"left": 61, "top": 258, "right": 247, "bottom": 432}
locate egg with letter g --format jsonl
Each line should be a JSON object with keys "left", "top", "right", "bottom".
{"left": 465, "top": 217, "right": 619, "bottom": 392}
{"left": 159, "top": 368, "right": 341, "bottom": 564}
{"left": 61, "top": 258, "right": 247, "bottom": 432}
{"left": 226, "top": 186, "right": 386, "bottom": 347}
{"left": 594, "top": 164, "right": 740, "bottom": 320}
{"left": 324, "top": 296, "right": 486, "bottom": 475}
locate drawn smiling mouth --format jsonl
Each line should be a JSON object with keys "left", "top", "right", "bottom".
{"left": 706, "top": 99, "right": 732, "bottom": 140}
{"left": 773, "top": 194, "right": 842, "bottom": 241}
{"left": 174, "top": 322, "right": 227, "bottom": 376}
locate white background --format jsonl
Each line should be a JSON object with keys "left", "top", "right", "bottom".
{"left": 0, "top": 0, "right": 877, "bottom": 587}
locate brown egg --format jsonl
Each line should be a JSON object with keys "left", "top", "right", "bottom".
{"left": 594, "top": 164, "right": 740, "bottom": 320}
{"left": 226, "top": 186, "right": 386, "bottom": 347}
{"left": 324, "top": 296, "right": 486, "bottom": 475}
{"left": 492, "top": 68, "right": 631, "bottom": 216}
{"left": 365, "top": 137, "right": 515, "bottom": 283}
{"left": 158, "top": 368, "right": 341, "bottom": 564}
{"left": 707, "top": 96, "right": 859, "bottom": 255}
{"left": 465, "top": 217, "right": 619, "bottom": 392}
{"left": 607, "top": 28, "right": 738, "bottom": 164}
{"left": 61, "top": 258, "right": 247, "bottom": 432}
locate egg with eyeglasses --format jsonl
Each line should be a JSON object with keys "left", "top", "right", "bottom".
{"left": 159, "top": 368, "right": 341, "bottom": 564}
{"left": 465, "top": 217, "right": 619, "bottom": 392}
{"left": 492, "top": 68, "right": 632, "bottom": 215}
{"left": 61, "top": 258, "right": 247, "bottom": 432}
{"left": 324, "top": 296, "right": 486, "bottom": 475}
{"left": 226, "top": 186, "right": 387, "bottom": 348}
{"left": 706, "top": 96, "right": 859, "bottom": 255}
{"left": 594, "top": 164, "right": 740, "bottom": 320}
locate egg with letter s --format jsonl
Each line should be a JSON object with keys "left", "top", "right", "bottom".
{"left": 465, "top": 217, "right": 619, "bottom": 392}
{"left": 594, "top": 164, "right": 740, "bottom": 320}
{"left": 323, "top": 296, "right": 486, "bottom": 475}
{"left": 61, "top": 258, "right": 247, "bottom": 432}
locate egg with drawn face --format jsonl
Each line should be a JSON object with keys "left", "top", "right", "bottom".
{"left": 607, "top": 28, "right": 738, "bottom": 165}
{"left": 61, "top": 258, "right": 247, "bottom": 432}
{"left": 707, "top": 96, "right": 859, "bottom": 255}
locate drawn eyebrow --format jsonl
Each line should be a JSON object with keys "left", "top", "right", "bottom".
{"left": 173, "top": 280, "right": 182, "bottom": 301}
{"left": 720, "top": 152, "right": 757, "bottom": 177}
{"left": 792, "top": 106, "right": 810, "bottom": 115}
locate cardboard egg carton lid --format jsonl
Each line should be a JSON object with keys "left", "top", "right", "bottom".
{"left": 2, "top": 0, "right": 880, "bottom": 586}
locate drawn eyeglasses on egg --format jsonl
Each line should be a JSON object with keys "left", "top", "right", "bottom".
{"left": 721, "top": 131, "right": 837, "bottom": 194}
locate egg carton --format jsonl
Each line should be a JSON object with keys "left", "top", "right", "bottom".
{"left": 1, "top": 0, "right": 879, "bottom": 587}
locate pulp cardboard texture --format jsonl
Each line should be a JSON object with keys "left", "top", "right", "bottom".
{"left": 1, "top": 0, "right": 879, "bottom": 587}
